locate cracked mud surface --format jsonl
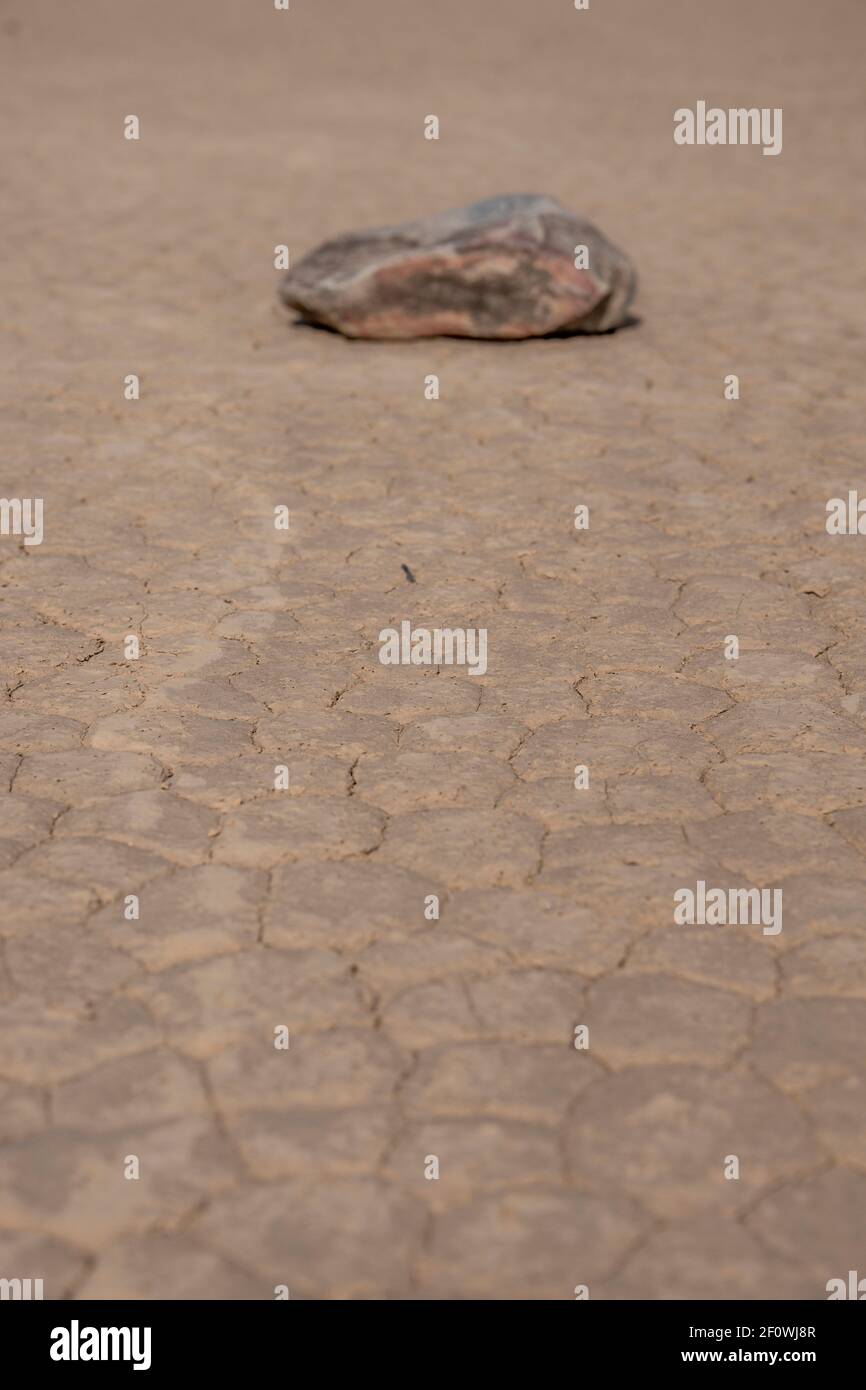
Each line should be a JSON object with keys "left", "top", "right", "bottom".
{"left": 1, "top": 0, "right": 865, "bottom": 1299}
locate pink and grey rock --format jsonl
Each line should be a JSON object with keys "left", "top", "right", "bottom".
{"left": 279, "top": 194, "right": 637, "bottom": 340}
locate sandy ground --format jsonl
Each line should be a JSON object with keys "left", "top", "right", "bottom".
{"left": 1, "top": 0, "right": 866, "bottom": 1300}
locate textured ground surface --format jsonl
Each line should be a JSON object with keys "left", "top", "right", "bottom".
{"left": 1, "top": 0, "right": 865, "bottom": 1300}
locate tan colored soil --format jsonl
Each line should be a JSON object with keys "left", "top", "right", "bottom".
{"left": 1, "top": 0, "right": 865, "bottom": 1299}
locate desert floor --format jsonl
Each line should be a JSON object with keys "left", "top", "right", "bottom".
{"left": 1, "top": 0, "right": 865, "bottom": 1299}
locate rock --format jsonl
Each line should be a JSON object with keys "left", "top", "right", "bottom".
{"left": 279, "top": 194, "right": 637, "bottom": 340}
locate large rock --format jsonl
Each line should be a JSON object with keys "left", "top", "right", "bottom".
{"left": 279, "top": 194, "right": 637, "bottom": 340}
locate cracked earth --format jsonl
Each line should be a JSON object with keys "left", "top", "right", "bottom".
{"left": 1, "top": 0, "right": 865, "bottom": 1299}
